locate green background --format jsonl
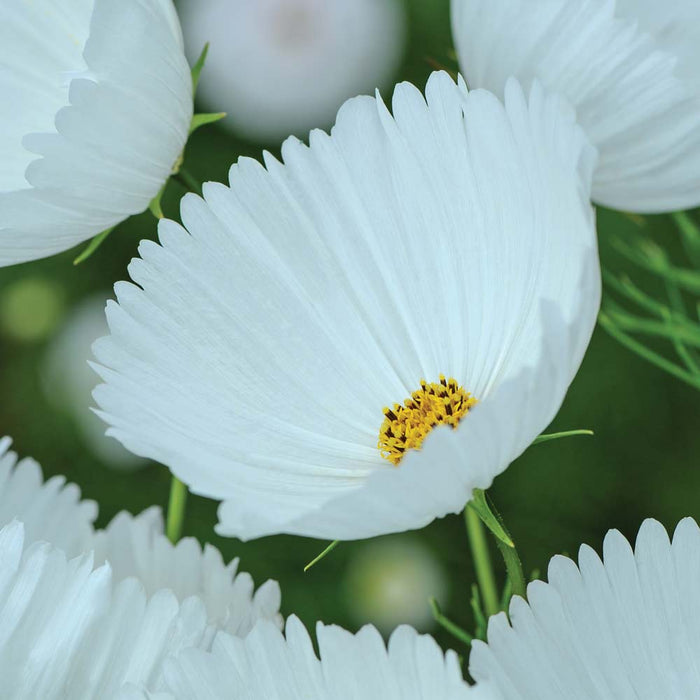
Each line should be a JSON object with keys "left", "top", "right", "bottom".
{"left": 2, "top": 0, "right": 699, "bottom": 655}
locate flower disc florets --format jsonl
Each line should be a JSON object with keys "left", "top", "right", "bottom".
{"left": 378, "top": 375, "right": 477, "bottom": 465}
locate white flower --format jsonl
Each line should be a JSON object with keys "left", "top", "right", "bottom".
{"left": 0, "top": 519, "right": 210, "bottom": 698}
{"left": 0, "top": 0, "right": 193, "bottom": 266}
{"left": 451, "top": 0, "right": 700, "bottom": 213}
{"left": 93, "top": 72, "right": 600, "bottom": 541}
{"left": 344, "top": 537, "right": 448, "bottom": 634}
{"left": 470, "top": 517, "right": 700, "bottom": 699}
{"left": 43, "top": 295, "right": 148, "bottom": 471}
{"left": 125, "top": 615, "right": 499, "bottom": 700}
{"left": 179, "top": 0, "right": 406, "bottom": 143}
{"left": 0, "top": 437, "right": 282, "bottom": 637}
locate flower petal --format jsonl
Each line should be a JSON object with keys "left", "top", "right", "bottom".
{"left": 469, "top": 517, "right": 700, "bottom": 698}
{"left": 0, "top": 0, "right": 192, "bottom": 265}
{"left": 451, "top": 0, "right": 700, "bottom": 212}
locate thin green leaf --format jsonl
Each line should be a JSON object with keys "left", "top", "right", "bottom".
{"left": 603, "top": 311, "right": 700, "bottom": 347}
{"left": 429, "top": 597, "right": 473, "bottom": 646}
{"left": 611, "top": 237, "right": 700, "bottom": 294}
{"left": 73, "top": 226, "right": 114, "bottom": 265}
{"left": 304, "top": 540, "right": 339, "bottom": 572}
{"left": 672, "top": 211, "right": 700, "bottom": 269}
{"left": 532, "top": 429, "right": 594, "bottom": 445}
{"left": 599, "top": 313, "right": 700, "bottom": 390}
{"left": 191, "top": 43, "right": 210, "bottom": 93}
{"left": 190, "top": 112, "right": 226, "bottom": 135}
{"left": 469, "top": 489, "right": 514, "bottom": 548}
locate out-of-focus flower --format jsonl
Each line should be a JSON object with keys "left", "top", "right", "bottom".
{"left": 0, "top": 276, "right": 65, "bottom": 342}
{"left": 470, "top": 518, "right": 700, "bottom": 699}
{"left": 93, "top": 72, "right": 600, "bottom": 542}
{"left": 179, "top": 0, "right": 406, "bottom": 143}
{"left": 124, "top": 615, "right": 500, "bottom": 699}
{"left": 43, "top": 295, "right": 147, "bottom": 471}
{"left": 344, "top": 537, "right": 448, "bottom": 634}
{"left": 0, "top": 0, "right": 193, "bottom": 266}
{"left": 0, "top": 437, "right": 282, "bottom": 651}
{"left": 451, "top": 0, "right": 700, "bottom": 213}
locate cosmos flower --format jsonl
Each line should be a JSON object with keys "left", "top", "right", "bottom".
{"left": 470, "top": 517, "right": 700, "bottom": 699}
{"left": 93, "top": 72, "right": 600, "bottom": 541}
{"left": 0, "top": 438, "right": 282, "bottom": 638}
{"left": 179, "top": 0, "right": 405, "bottom": 143}
{"left": 0, "top": 0, "right": 193, "bottom": 266}
{"left": 124, "top": 615, "right": 499, "bottom": 700}
{"left": 451, "top": 0, "right": 700, "bottom": 213}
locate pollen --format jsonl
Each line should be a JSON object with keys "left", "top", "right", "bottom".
{"left": 378, "top": 375, "right": 477, "bottom": 465}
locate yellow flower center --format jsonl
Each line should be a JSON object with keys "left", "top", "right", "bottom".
{"left": 378, "top": 375, "right": 477, "bottom": 465}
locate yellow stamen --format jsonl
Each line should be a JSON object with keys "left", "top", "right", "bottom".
{"left": 378, "top": 375, "right": 477, "bottom": 465}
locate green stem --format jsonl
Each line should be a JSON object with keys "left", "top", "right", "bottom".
{"left": 464, "top": 506, "right": 499, "bottom": 618}
{"left": 176, "top": 167, "right": 203, "bottom": 195}
{"left": 166, "top": 476, "right": 188, "bottom": 544}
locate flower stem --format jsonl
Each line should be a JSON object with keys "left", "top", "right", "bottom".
{"left": 464, "top": 505, "right": 500, "bottom": 618}
{"left": 166, "top": 476, "right": 188, "bottom": 544}
{"left": 176, "top": 167, "right": 202, "bottom": 195}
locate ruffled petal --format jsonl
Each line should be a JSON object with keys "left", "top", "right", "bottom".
{"left": 469, "top": 517, "right": 700, "bottom": 699}
{"left": 0, "top": 0, "right": 192, "bottom": 265}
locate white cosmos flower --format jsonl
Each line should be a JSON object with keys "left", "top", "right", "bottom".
{"left": 93, "top": 71, "right": 600, "bottom": 541}
{"left": 123, "top": 615, "right": 499, "bottom": 700}
{"left": 451, "top": 0, "right": 700, "bottom": 213}
{"left": 470, "top": 517, "right": 700, "bottom": 699}
{"left": 0, "top": 0, "right": 193, "bottom": 266}
{"left": 179, "top": 0, "right": 406, "bottom": 143}
{"left": 0, "top": 437, "right": 282, "bottom": 637}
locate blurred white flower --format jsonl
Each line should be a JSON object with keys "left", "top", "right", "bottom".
{"left": 0, "top": 0, "right": 193, "bottom": 266}
{"left": 345, "top": 537, "right": 448, "bottom": 634}
{"left": 470, "top": 517, "right": 700, "bottom": 699}
{"left": 0, "top": 437, "right": 282, "bottom": 642}
{"left": 179, "top": 0, "right": 406, "bottom": 143}
{"left": 43, "top": 295, "right": 147, "bottom": 471}
{"left": 125, "top": 615, "right": 499, "bottom": 699}
{"left": 93, "top": 73, "right": 600, "bottom": 542}
{"left": 451, "top": 0, "right": 700, "bottom": 213}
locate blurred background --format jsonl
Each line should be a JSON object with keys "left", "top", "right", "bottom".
{"left": 2, "top": 0, "right": 699, "bottom": 655}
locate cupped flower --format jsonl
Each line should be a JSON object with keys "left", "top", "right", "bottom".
{"left": 451, "top": 0, "right": 700, "bottom": 213}
{"left": 179, "top": 0, "right": 406, "bottom": 143}
{"left": 93, "top": 72, "right": 600, "bottom": 541}
{"left": 0, "top": 437, "right": 282, "bottom": 637}
{"left": 0, "top": 0, "right": 193, "bottom": 266}
{"left": 470, "top": 517, "right": 700, "bottom": 699}
{"left": 124, "top": 615, "right": 499, "bottom": 700}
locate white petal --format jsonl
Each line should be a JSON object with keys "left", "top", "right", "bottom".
{"left": 94, "top": 72, "right": 598, "bottom": 541}
{"left": 451, "top": 0, "right": 700, "bottom": 212}
{"left": 0, "top": 0, "right": 192, "bottom": 265}
{"left": 179, "top": 0, "right": 406, "bottom": 143}
{"left": 0, "top": 520, "right": 210, "bottom": 698}
{"left": 469, "top": 518, "right": 700, "bottom": 699}
{"left": 0, "top": 438, "right": 96, "bottom": 558}
{"left": 0, "top": 438, "right": 281, "bottom": 637}
{"left": 156, "top": 615, "right": 493, "bottom": 699}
